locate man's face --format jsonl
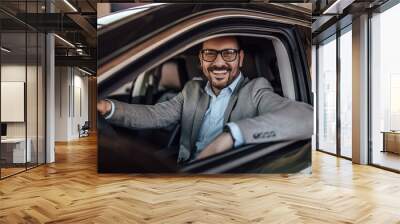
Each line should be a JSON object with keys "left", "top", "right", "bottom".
{"left": 199, "top": 37, "right": 244, "bottom": 91}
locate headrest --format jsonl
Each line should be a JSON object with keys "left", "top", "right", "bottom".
{"left": 158, "top": 61, "right": 181, "bottom": 91}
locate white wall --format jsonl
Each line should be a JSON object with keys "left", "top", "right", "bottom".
{"left": 54, "top": 67, "right": 89, "bottom": 141}
{"left": 1, "top": 64, "right": 39, "bottom": 137}
{"left": 55, "top": 67, "right": 69, "bottom": 141}
{"left": 1, "top": 63, "right": 46, "bottom": 164}
{"left": 1, "top": 65, "right": 26, "bottom": 138}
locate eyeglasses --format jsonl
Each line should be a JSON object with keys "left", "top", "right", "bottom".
{"left": 200, "top": 48, "right": 240, "bottom": 62}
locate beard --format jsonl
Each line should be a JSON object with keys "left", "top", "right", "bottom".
{"left": 206, "top": 64, "right": 234, "bottom": 90}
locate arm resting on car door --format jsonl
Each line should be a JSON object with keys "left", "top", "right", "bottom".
{"left": 235, "top": 79, "right": 313, "bottom": 144}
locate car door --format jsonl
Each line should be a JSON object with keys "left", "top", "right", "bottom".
{"left": 97, "top": 3, "right": 312, "bottom": 173}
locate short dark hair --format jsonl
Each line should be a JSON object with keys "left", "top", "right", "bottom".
{"left": 202, "top": 36, "right": 242, "bottom": 50}
{"left": 236, "top": 37, "right": 243, "bottom": 50}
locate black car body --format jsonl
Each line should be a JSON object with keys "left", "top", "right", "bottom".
{"left": 97, "top": 3, "right": 312, "bottom": 173}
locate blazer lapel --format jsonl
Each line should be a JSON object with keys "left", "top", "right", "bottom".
{"left": 223, "top": 76, "right": 248, "bottom": 125}
{"left": 190, "top": 89, "right": 210, "bottom": 153}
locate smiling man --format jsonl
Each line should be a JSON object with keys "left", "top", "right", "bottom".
{"left": 97, "top": 36, "right": 313, "bottom": 164}
{"left": 200, "top": 36, "right": 243, "bottom": 95}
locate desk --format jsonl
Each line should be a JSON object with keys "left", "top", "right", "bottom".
{"left": 1, "top": 138, "right": 31, "bottom": 163}
{"left": 382, "top": 131, "right": 400, "bottom": 154}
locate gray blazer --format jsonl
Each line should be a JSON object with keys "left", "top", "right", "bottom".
{"left": 107, "top": 76, "right": 313, "bottom": 163}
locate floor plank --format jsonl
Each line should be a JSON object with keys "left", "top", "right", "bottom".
{"left": 1, "top": 135, "right": 400, "bottom": 223}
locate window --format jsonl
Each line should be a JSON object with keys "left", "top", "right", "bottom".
{"left": 371, "top": 3, "right": 400, "bottom": 171}
{"left": 339, "top": 27, "right": 352, "bottom": 158}
{"left": 316, "top": 24, "right": 353, "bottom": 160}
{"left": 317, "top": 35, "right": 337, "bottom": 154}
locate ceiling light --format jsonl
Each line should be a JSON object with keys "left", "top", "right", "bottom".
{"left": 63, "top": 0, "right": 78, "bottom": 12}
{"left": 1, "top": 47, "right": 11, "bottom": 53}
{"left": 54, "top": 34, "right": 75, "bottom": 48}
{"left": 76, "top": 48, "right": 85, "bottom": 55}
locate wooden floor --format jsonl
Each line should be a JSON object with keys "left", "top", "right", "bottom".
{"left": 1, "top": 167, "right": 26, "bottom": 178}
{"left": 1, "top": 135, "right": 400, "bottom": 224}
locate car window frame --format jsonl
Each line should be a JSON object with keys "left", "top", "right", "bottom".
{"left": 98, "top": 4, "right": 311, "bottom": 67}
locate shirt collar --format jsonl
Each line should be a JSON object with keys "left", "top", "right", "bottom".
{"left": 205, "top": 72, "right": 243, "bottom": 97}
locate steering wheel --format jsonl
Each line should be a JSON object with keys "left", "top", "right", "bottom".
{"left": 97, "top": 114, "right": 178, "bottom": 173}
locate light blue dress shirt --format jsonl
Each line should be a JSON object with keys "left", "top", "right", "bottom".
{"left": 195, "top": 74, "right": 244, "bottom": 155}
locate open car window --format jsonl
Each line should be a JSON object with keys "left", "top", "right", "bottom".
{"left": 99, "top": 35, "right": 310, "bottom": 173}
{"left": 105, "top": 34, "right": 300, "bottom": 104}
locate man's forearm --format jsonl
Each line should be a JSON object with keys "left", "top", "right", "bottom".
{"left": 103, "top": 94, "right": 184, "bottom": 130}
{"left": 196, "top": 132, "right": 234, "bottom": 160}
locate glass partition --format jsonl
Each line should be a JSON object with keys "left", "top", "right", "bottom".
{"left": 1, "top": 30, "right": 28, "bottom": 177}
{"left": 26, "top": 0, "right": 40, "bottom": 169}
{"left": 27, "top": 30, "right": 38, "bottom": 169}
{"left": 0, "top": 1, "right": 46, "bottom": 179}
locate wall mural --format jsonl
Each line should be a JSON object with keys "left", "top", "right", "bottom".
{"left": 96, "top": 3, "right": 313, "bottom": 174}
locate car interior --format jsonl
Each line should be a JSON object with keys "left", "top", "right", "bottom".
{"left": 106, "top": 35, "right": 297, "bottom": 164}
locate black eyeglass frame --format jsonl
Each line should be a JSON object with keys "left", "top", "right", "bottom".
{"left": 200, "top": 48, "right": 241, "bottom": 62}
